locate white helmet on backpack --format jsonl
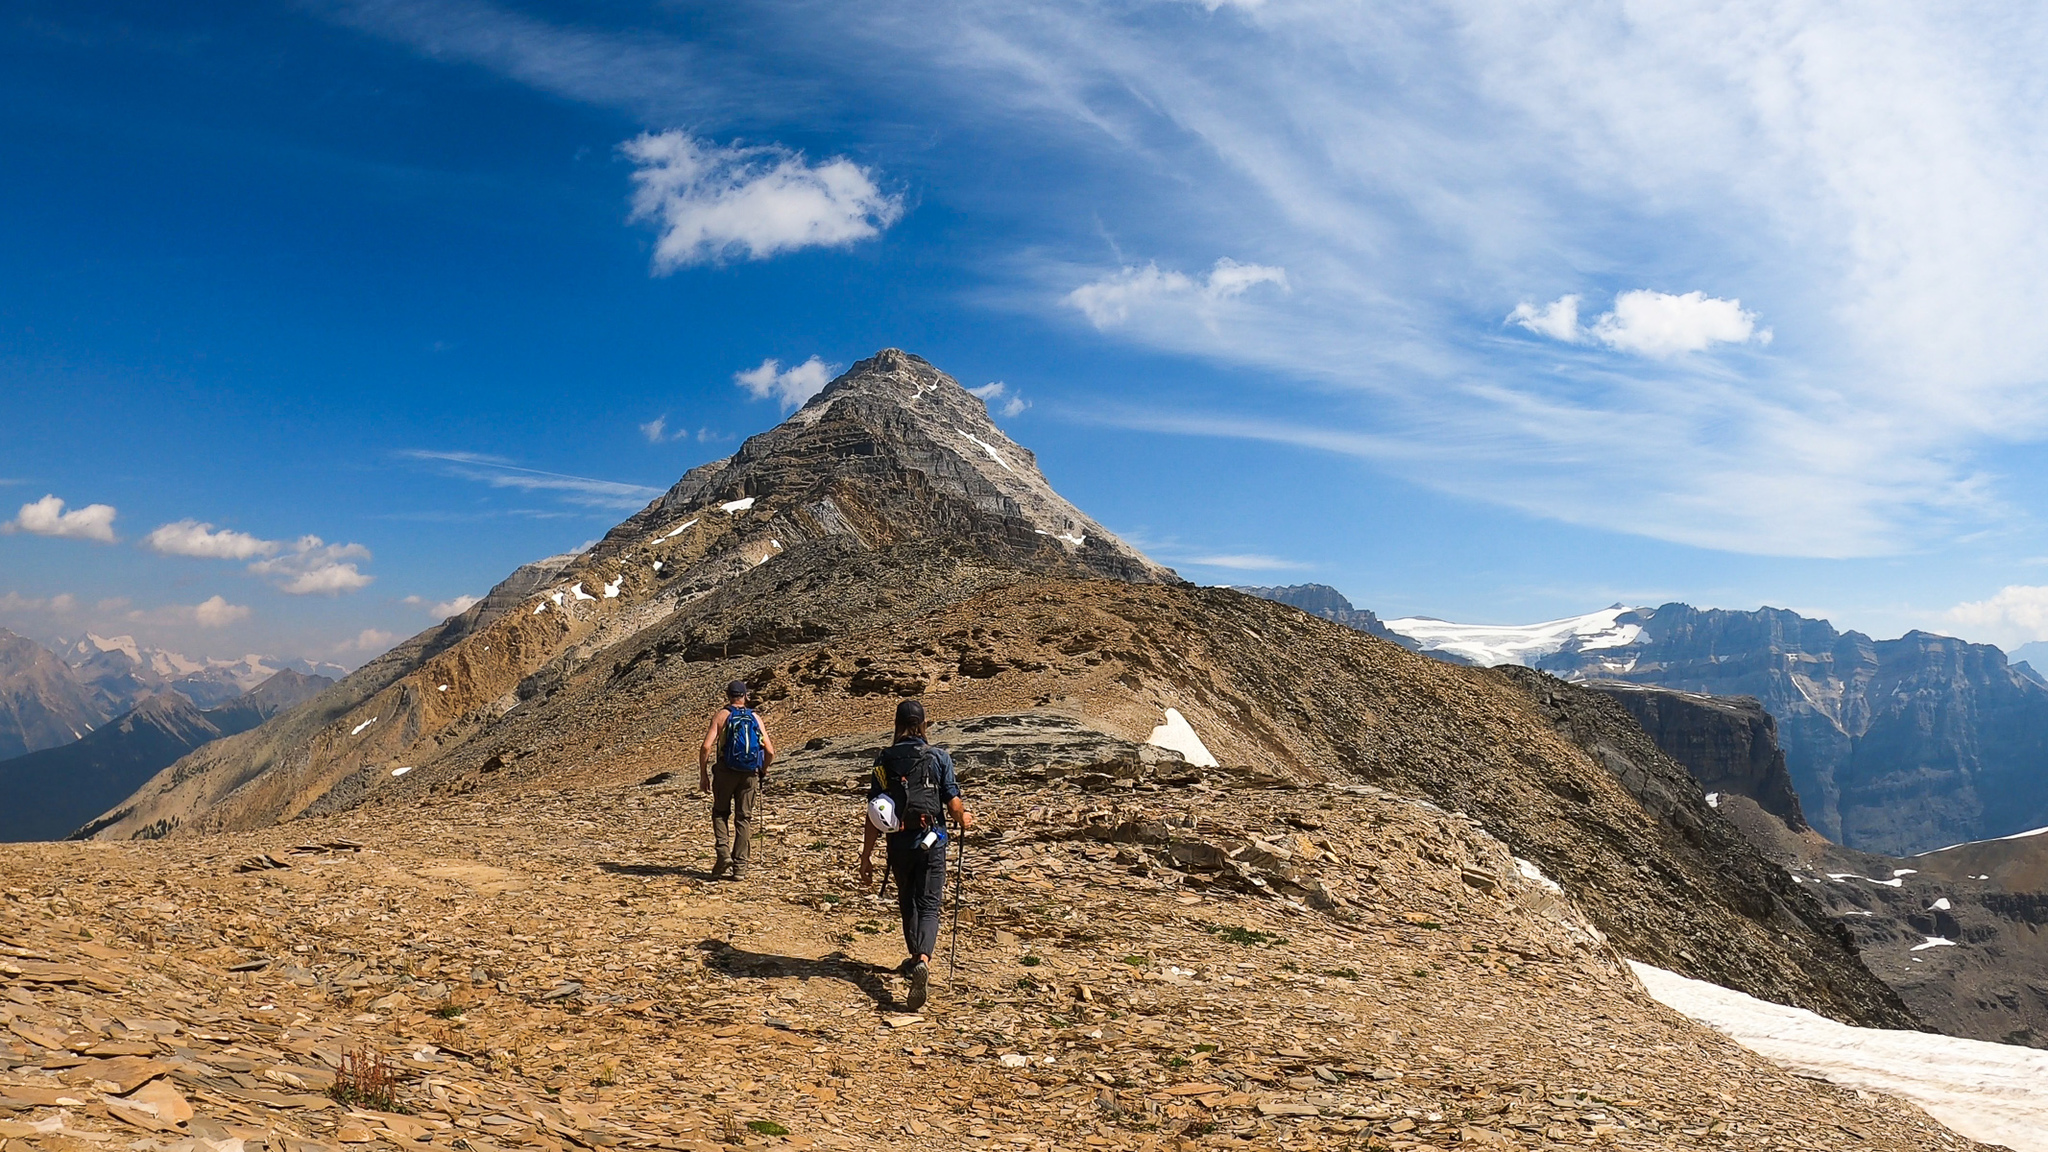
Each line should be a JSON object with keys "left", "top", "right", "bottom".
{"left": 867, "top": 794, "right": 903, "bottom": 833}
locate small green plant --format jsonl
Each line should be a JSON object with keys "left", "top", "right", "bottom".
{"left": 1322, "top": 967, "right": 1359, "bottom": 979}
{"left": 855, "top": 921, "right": 883, "bottom": 935}
{"left": 1019, "top": 955, "right": 1043, "bottom": 967}
{"left": 805, "top": 840, "right": 829, "bottom": 851}
{"left": 1121, "top": 955, "right": 1147, "bottom": 967}
{"left": 1412, "top": 967, "right": 1431, "bottom": 978}
{"left": 429, "top": 1004, "right": 466, "bottom": 1019}
{"left": 1198, "top": 921, "right": 1286, "bottom": 948}
{"left": 1193, "top": 1043, "right": 1218, "bottom": 1054}
{"left": 1165, "top": 1055, "right": 1190, "bottom": 1068}
{"left": 1016, "top": 976, "right": 1038, "bottom": 991}
{"left": 1414, "top": 920, "right": 1443, "bottom": 931}
{"left": 745, "top": 1120, "right": 790, "bottom": 1137}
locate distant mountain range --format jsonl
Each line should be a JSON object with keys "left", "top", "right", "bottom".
{"left": 0, "top": 628, "right": 344, "bottom": 760}
{"left": 0, "top": 667, "right": 332, "bottom": 842}
{"left": 1249, "top": 587, "right": 2048, "bottom": 856}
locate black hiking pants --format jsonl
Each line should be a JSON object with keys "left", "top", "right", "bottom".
{"left": 888, "top": 837, "right": 947, "bottom": 960}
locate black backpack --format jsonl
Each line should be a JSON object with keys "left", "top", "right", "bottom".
{"left": 879, "top": 742, "right": 947, "bottom": 831}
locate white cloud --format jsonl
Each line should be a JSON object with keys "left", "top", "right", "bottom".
{"left": 341, "top": 628, "right": 399, "bottom": 655}
{"left": 622, "top": 131, "right": 904, "bottom": 271}
{"left": 639, "top": 416, "right": 672, "bottom": 443}
{"left": 970, "top": 382, "right": 1031, "bottom": 418}
{"left": 144, "top": 519, "right": 280, "bottom": 560}
{"left": 0, "top": 591, "right": 79, "bottom": 616}
{"left": 431, "top": 594, "right": 480, "bottom": 618}
{"left": 1508, "top": 295, "right": 1582, "bottom": 343}
{"left": 1067, "top": 258, "right": 1288, "bottom": 328}
{"left": 402, "top": 450, "right": 664, "bottom": 511}
{"left": 247, "top": 537, "right": 375, "bottom": 595}
{"left": 1509, "top": 290, "right": 1767, "bottom": 356}
{"left": 1183, "top": 553, "right": 1310, "bottom": 571}
{"left": 1947, "top": 585, "right": 2048, "bottom": 647}
{"left": 191, "top": 595, "right": 251, "bottom": 628}
{"left": 735, "top": 356, "right": 836, "bottom": 409}
{"left": 4, "top": 495, "right": 117, "bottom": 543}
{"left": 140, "top": 517, "right": 374, "bottom": 595}
{"left": 1590, "top": 290, "right": 1769, "bottom": 357}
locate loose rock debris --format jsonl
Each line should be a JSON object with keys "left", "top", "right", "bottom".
{"left": 2, "top": 771, "right": 1989, "bottom": 1152}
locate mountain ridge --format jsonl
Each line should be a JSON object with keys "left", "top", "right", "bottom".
{"left": 0, "top": 667, "right": 332, "bottom": 842}
{"left": 1288, "top": 592, "right": 2048, "bottom": 855}
{"left": 79, "top": 350, "right": 1915, "bottom": 1033}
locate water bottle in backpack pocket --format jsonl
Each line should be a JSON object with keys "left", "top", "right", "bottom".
{"left": 720, "top": 706, "right": 766, "bottom": 772}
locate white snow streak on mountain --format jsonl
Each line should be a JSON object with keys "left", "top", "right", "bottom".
{"left": 1383, "top": 607, "right": 1644, "bottom": 667}
{"left": 1631, "top": 962, "right": 2048, "bottom": 1152}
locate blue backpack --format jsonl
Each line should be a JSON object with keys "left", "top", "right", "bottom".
{"left": 719, "top": 707, "right": 766, "bottom": 773}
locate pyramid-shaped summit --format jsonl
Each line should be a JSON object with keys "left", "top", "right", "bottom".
{"left": 85, "top": 349, "right": 1175, "bottom": 840}
{"left": 596, "top": 349, "right": 1177, "bottom": 586}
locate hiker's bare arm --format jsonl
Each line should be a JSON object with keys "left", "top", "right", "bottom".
{"left": 859, "top": 820, "right": 880, "bottom": 883}
{"left": 759, "top": 722, "right": 776, "bottom": 769}
{"left": 948, "top": 796, "right": 973, "bottom": 831}
{"left": 699, "top": 710, "right": 728, "bottom": 766}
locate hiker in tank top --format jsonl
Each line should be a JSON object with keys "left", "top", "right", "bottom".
{"left": 860, "top": 698, "right": 973, "bottom": 1012}
{"left": 699, "top": 679, "right": 777, "bottom": 881}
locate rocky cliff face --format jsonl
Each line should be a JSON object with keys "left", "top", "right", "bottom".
{"left": 1373, "top": 601, "right": 2048, "bottom": 856}
{"left": 84, "top": 349, "right": 1913, "bottom": 1029}
{"left": 0, "top": 669, "right": 333, "bottom": 842}
{"left": 1231, "top": 584, "right": 1415, "bottom": 647}
{"left": 1587, "top": 682, "right": 1808, "bottom": 831}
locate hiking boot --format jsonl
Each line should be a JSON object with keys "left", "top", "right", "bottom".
{"left": 906, "top": 960, "right": 930, "bottom": 1012}
{"left": 728, "top": 866, "right": 745, "bottom": 881}
{"left": 710, "top": 857, "right": 731, "bottom": 879}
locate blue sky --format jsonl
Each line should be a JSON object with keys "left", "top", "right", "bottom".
{"left": 8, "top": 0, "right": 2048, "bottom": 667}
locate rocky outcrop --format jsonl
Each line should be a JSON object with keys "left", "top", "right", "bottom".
{"left": 0, "top": 670, "right": 333, "bottom": 842}
{"left": 1587, "top": 682, "right": 1808, "bottom": 831}
{"left": 1233, "top": 584, "right": 1416, "bottom": 648}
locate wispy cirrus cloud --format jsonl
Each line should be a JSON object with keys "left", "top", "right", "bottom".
{"left": 402, "top": 450, "right": 664, "bottom": 511}
{"left": 330, "top": 0, "right": 2048, "bottom": 560}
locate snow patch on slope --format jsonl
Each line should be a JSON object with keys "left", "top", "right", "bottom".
{"left": 1383, "top": 607, "right": 1645, "bottom": 667}
{"left": 1146, "top": 708, "right": 1218, "bottom": 768}
{"left": 1631, "top": 961, "right": 2048, "bottom": 1152}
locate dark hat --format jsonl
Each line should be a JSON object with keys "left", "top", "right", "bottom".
{"left": 726, "top": 680, "right": 750, "bottom": 699}
{"left": 894, "top": 698, "right": 925, "bottom": 727}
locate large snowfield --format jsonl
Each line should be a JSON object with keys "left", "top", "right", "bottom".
{"left": 1632, "top": 962, "right": 2048, "bottom": 1151}
{"left": 1382, "top": 607, "right": 1644, "bottom": 667}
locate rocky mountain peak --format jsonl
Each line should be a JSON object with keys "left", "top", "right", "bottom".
{"left": 597, "top": 348, "right": 1176, "bottom": 586}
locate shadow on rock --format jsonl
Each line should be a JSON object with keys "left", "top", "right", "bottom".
{"left": 598, "top": 861, "right": 709, "bottom": 879}
{"left": 695, "top": 939, "right": 897, "bottom": 1009}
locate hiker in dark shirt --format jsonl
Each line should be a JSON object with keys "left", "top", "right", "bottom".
{"left": 698, "top": 679, "right": 776, "bottom": 881}
{"left": 859, "top": 699, "right": 972, "bottom": 1011}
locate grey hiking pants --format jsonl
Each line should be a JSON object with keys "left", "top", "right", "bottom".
{"left": 711, "top": 766, "right": 760, "bottom": 870}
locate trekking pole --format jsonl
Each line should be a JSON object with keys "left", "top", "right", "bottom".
{"left": 947, "top": 819, "right": 968, "bottom": 983}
